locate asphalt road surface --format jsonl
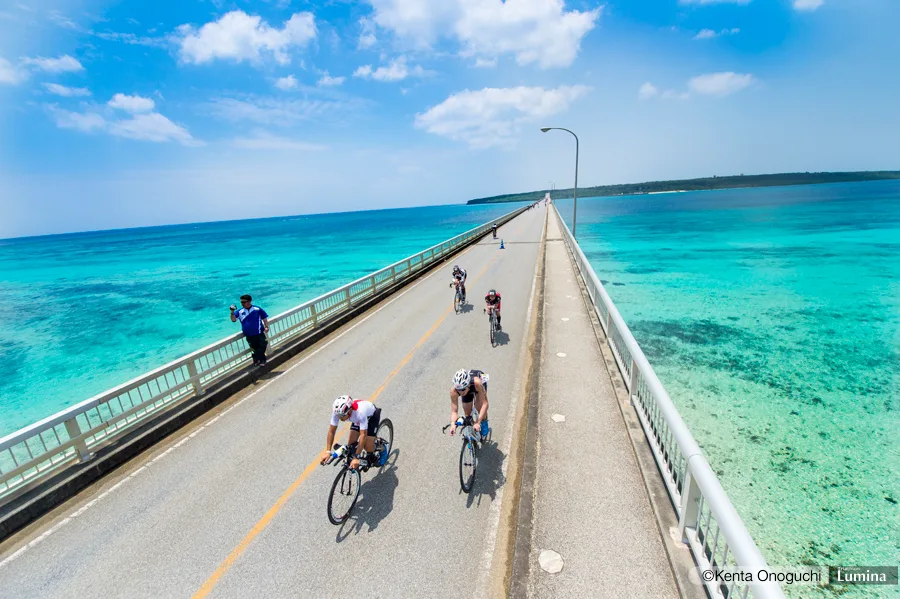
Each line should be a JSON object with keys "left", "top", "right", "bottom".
{"left": 0, "top": 207, "right": 546, "bottom": 599}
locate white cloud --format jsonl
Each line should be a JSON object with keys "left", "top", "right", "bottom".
{"left": 353, "top": 56, "right": 427, "bottom": 82}
{"left": 209, "top": 97, "right": 342, "bottom": 125}
{"left": 0, "top": 57, "right": 26, "bottom": 84}
{"left": 232, "top": 131, "right": 326, "bottom": 151}
{"left": 638, "top": 82, "right": 658, "bottom": 100}
{"left": 415, "top": 84, "right": 589, "bottom": 148}
{"left": 94, "top": 31, "right": 168, "bottom": 48}
{"left": 178, "top": 10, "right": 316, "bottom": 65}
{"left": 21, "top": 54, "right": 84, "bottom": 73}
{"left": 358, "top": 17, "right": 377, "bottom": 49}
{"left": 689, "top": 72, "right": 754, "bottom": 96}
{"left": 474, "top": 57, "right": 497, "bottom": 68}
{"left": 108, "top": 93, "right": 155, "bottom": 113}
{"left": 793, "top": 0, "right": 823, "bottom": 11}
{"left": 366, "top": 0, "right": 600, "bottom": 68}
{"left": 48, "top": 10, "right": 81, "bottom": 30}
{"left": 275, "top": 74, "right": 298, "bottom": 90}
{"left": 317, "top": 73, "right": 345, "bottom": 87}
{"left": 44, "top": 83, "right": 91, "bottom": 97}
{"left": 108, "top": 113, "right": 196, "bottom": 144}
{"left": 50, "top": 107, "right": 106, "bottom": 132}
{"left": 694, "top": 28, "right": 740, "bottom": 40}
{"left": 48, "top": 100, "right": 197, "bottom": 145}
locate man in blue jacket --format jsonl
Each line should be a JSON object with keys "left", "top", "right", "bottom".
{"left": 230, "top": 294, "right": 270, "bottom": 366}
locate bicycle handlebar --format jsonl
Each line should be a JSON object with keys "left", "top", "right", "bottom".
{"left": 442, "top": 417, "right": 476, "bottom": 433}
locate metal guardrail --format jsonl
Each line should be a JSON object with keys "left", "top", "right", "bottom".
{"left": 552, "top": 205, "right": 784, "bottom": 599}
{"left": 0, "top": 206, "right": 528, "bottom": 504}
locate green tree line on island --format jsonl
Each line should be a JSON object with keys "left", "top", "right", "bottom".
{"left": 466, "top": 170, "right": 900, "bottom": 204}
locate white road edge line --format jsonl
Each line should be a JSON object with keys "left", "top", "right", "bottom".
{"left": 474, "top": 212, "right": 544, "bottom": 599}
{"left": 0, "top": 231, "right": 488, "bottom": 569}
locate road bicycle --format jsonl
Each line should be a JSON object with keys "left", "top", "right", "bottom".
{"left": 450, "top": 280, "right": 466, "bottom": 313}
{"left": 442, "top": 415, "right": 488, "bottom": 493}
{"left": 324, "top": 418, "right": 394, "bottom": 525}
{"left": 485, "top": 307, "right": 499, "bottom": 346}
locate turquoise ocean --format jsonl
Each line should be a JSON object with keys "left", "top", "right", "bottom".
{"left": 0, "top": 203, "right": 524, "bottom": 437}
{"left": 557, "top": 181, "right": 899, "bottom": 597}
{"left": 4, "top": 183, "right": 898, "bottom": 596}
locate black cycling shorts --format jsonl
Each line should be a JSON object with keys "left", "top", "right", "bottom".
{"left": 461, "top": 381, "right": 488, "bottom": 404}
{"left": 351, "top": 407, "right": 382, "bottom": 435}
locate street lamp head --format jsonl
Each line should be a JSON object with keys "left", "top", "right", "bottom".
{"left": 540, "top": 127, "right": 551, "bottom": 132}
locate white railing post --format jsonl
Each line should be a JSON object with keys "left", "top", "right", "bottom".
{"left": 310, "top": 302, "right": 318, "bottom": 327}
{"left": 64, "top": 418, "right": 91, "bottom": 462}
{"left": 186, "top": 360, "right": 204, "bottom": 395}
{"left": 678, "top": 469, "right": 703, "bottom": 543}
{"left": 629, "top": 359, "right": 639, "bottom": 396}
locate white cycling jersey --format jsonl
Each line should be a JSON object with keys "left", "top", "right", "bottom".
{"left": 330, "top": 400, "right": 377, "bottom": 430}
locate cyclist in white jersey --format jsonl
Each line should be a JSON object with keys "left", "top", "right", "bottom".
{"left": 449, "top": 369, "right": 490, "bottom": 438}
{"left": 319, "top": 396, "right": 382, "bottom": 470}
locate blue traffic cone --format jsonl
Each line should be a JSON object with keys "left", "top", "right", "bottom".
{"left": 499, "top": 239, "right": 505, "bottom": 249}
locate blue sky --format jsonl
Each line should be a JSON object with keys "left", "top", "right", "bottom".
{"left": 0, "top": 0, "right": 897, "bottom": 237}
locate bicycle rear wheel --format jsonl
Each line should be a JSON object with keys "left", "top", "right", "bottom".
{"left": 376, "top": 418, "right": 394, "bottom": 464}
{"left": 459, "top": 440, "right": 477, "bottom": 493}
{"left": 327, "top": 466, "right": 361, "bottom": 525}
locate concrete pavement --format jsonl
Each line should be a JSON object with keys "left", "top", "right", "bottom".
{"left": 0, "top": 208, "right": 544, "bottom": 599}
{"left": 518, "top": 213, "right": 681, "bottom": 598}
{"left": 0, "top": 205, "right": 687, "bottom": 599}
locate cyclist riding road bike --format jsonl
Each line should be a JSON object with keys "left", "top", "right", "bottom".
{"left": 485, "top": 289, "right": 502, "bottom": 331}
{"left": 451, "top": 265, "right": 467, "bottom": 302}
{"left": 449, "top": 369, "right": 490, "bottom": 439}
{"left": 491, "top": 224, "right": 498, "bottom": 239}
{"left": 319, "top": 396, "right": 385, "bottom": 470}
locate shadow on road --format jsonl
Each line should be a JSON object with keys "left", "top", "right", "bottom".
{"left": 335, "top": 450, "right": 400, "bottom": 541}
{"left": 250, "top": 366, "right": 284, "bottom": 384}
{"left": 493, "top": 330, "right": 510, "bottom": 346}
{"left": 457, "top": 302, "right": 475, "bottom": 314}
{"left": 465, "top": 439, "right": 506, "bottom": 509}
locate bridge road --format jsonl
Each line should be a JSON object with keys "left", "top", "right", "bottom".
{"left": 0, "top": 208, "right": 546, "bottom": 599}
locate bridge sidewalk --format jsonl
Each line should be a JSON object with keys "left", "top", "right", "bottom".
{"left": 520, "top": 214, "right": 681, "bottom": 598}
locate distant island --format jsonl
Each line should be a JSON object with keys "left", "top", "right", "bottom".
{"left": 467, "top": 170, "right": 900, "bottom": 204}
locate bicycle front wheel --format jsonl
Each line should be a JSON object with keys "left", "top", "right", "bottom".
{"left": 459, "top": 440, "right": 477, "bottom": 493}
{"left": 454, "top": 293, "right": 462, "bottom": 313}
{"left": 327, "top": 466, "right": 361, "bottom": 525}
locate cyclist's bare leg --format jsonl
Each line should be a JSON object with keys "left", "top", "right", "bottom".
{"left": 475, "top": 393, "right": 489, "bottom": 426}
{"left": 347, "top": 429, "right": 375, "bottom": 453}
{"left": 462, "top": 401, "right": 474, "bottom": 419}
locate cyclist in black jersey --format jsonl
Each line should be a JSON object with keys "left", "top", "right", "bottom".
{"left": 451, "top": 265, "right": 467, "bottom": 302}
{"left": 485, "top": 289, "right": 501, "bottom": 331}
{"left": 449, "top": 369, "right": 490, "bottom": 439}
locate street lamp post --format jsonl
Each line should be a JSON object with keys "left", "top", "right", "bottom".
{"left": 540, "top": 127, "right": 579, "bottom": 238}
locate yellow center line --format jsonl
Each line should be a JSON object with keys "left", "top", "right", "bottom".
{"left": 191, "top": 215, "right": 533, "bottom": 598}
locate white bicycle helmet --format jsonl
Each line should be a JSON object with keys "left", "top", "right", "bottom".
{"left": 333, "top": 395, "right": 353, "bottom": 417}
{"left": 453, "top": 369, "right": 471, "bottom": 391}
